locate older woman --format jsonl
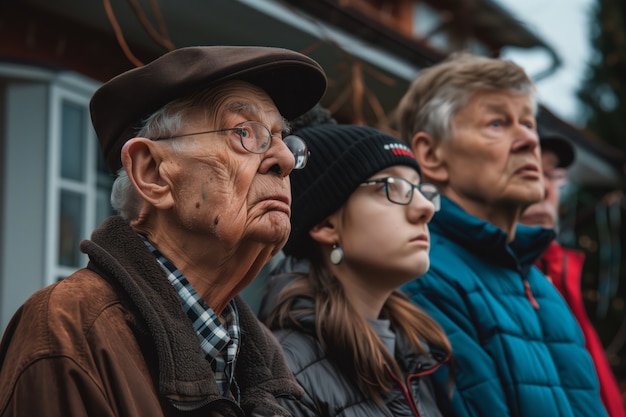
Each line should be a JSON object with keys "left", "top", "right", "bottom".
{"left": 0, "top": 46, "right": 326, "bottom": 417}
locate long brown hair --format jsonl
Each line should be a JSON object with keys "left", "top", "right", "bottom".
{"left": 265, "top": 248, "right": 452, "bottom": 403}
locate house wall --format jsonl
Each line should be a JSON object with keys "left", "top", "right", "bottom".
{"left": 0, "top": 82, "right": 49, "bottom": 330}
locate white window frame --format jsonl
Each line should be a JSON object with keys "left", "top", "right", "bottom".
{"left": 45, "top": 76, "right": 103, "bottom": 285}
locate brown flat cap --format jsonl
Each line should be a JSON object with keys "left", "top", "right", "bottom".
{"left": 90, "top": 45, "right": 327, "bottom": 173}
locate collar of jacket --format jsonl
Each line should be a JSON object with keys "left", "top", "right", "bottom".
{"left": 395, "top": 335, "right": 449, "bottom": 375}
{"left": 79, "top": 216, "right": 302, "bottom": 414}
{"left": 430, "top": 195, "right": 555, "bottom": 270}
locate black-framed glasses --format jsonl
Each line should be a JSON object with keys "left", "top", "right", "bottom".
{"left": 153, "top": 120, "right": 309, "bottom": 169}
{"left": 360, "top": 176, "right": 441, "bottom": 211}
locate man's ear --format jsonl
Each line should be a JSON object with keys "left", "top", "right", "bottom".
{"left": 308, "top": 213, "right": 340, "bottom": 246}
{"left": 410, "top": 131, "right": 449, "bottom": 184}
{"left": 121, "top": 138, "right": 174, "bottom": 209}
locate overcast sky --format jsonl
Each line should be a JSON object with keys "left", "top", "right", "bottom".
{"left": 494, "top": 0, "right": 596, "bottom": 126}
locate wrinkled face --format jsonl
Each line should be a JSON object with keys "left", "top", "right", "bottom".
{"left": 520, "top": 150, "right": 564, "bottom": 229}
{"left": 443, "top": 90, "right": 543, "bottom": 218}
{"left": 159, "top": 83, "right": 296, "bottom": 252}
{"left": 331, "top": 165, "right": 436, "bottom": 288}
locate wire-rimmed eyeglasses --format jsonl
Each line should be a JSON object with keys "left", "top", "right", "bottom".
{"left": 153, "top": 120, "right": 309, "bottom": 169}
{"left": 543, "top": 168, "right": 567, "bottom": 188}
{"left": 360, "top": 176, "right": 441, "bottom": 211}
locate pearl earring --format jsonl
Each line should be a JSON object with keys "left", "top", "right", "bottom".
{"left": 330, "top": 244, "right": 344, "bottom": 265}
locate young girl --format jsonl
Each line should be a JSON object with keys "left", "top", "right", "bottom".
{"left": 260, "top": 123, "right": 452, "bottom": 417}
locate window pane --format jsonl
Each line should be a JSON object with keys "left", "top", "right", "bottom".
{"left": 58, "top": 189, "right": 84, "bottom": 267}
{"left": 61, "top": 100, "right": 86, "bottom": 180}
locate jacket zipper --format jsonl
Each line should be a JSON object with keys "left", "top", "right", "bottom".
{"left": 523, "top": 279, "right": 540, "bottom": 309}
{"left": 520, "top": 263, "right": 540, "bottom": 310}
{"left": 384, "top": 361, "right": 444, "bottom": 417}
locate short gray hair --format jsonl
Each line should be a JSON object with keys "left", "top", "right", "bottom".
{"left": 395, "top": 52, "right": 537, "bottom": 145}
{"left": 110, "top": 80, "right": 261, "bottom": 220}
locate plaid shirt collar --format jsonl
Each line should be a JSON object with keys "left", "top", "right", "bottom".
{"left": 140, "top": 235, "right": 240, "bottom": 399}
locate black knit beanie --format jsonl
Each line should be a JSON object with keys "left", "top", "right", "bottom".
{"left": 284, "top": 124, "right": 421, "bottom": 259}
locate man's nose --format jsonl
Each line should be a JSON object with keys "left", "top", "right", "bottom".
{"left": 512, "top": 125, "right": 539, "bottom": 153}
{"left": 259, "top": 137, "right": 295, "bottom": 177}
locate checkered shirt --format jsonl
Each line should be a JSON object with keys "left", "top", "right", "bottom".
{"left": 141, "top": 235, "right": 240, "bottom": 400}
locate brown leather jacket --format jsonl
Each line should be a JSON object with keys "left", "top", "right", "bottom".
{"left": 0, "top": 216, "right": 302, "bottom": 417}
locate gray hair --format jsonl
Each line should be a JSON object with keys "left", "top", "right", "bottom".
{"left": 395, "top": 52, "right": 537, "bottom": 145}
{"left": 110, "top": 80, "right": 268, "bottom": 220}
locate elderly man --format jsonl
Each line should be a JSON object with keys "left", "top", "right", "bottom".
{"left": 0, "top": 46, "right": 326, "bottom": 417}
{"left": 520, "top": 132, "right": 625, "bottom": 417}
{"left": 396, "top": 53, "right": 608, "bottom": 417}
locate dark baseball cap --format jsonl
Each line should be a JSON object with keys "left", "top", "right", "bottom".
{"left": 90, "top": 46, "right": 327, "bottom": 173}
{"left": 539, "top": 130, "right": 575, "bottom": 168}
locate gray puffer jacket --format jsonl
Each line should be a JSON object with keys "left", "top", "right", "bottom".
{"left": 259, "top": 271, "right": 450, "bottom": 417}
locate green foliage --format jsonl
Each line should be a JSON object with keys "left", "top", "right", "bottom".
{"left": 577, "top": 0, "right": 626, "bottom": 150}
{"left": 575, "top": 0, "right": 626, "bottom": 383}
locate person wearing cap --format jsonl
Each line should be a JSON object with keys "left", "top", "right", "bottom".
{"left": 519, "top": 132, "right": 574, "bottom": 230}
{"left": 520, "top": 133, "right": 626, "bottom": 417}
{"left": 0, "top": 46, "right": 326, "bottom": 417}
{"left": 258, "top": 123, "right": 453, "bottom": 417}
{"left": 395, "top": 52, "right": 608, "bottom": 417}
